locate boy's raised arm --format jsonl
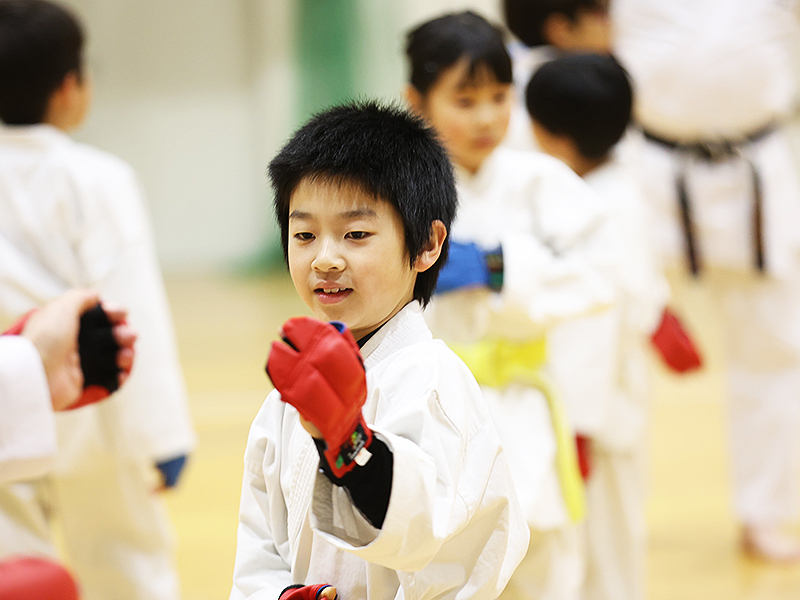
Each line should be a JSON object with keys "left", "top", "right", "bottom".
{"left": 309, "top": 349, "right": 527, "bottom": 589}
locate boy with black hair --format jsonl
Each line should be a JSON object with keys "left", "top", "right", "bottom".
{"left": 526, "top": 53, "right": 632, "bottom": 174}
{"left": 0, "top": 1, "right": 195, "bottom": 599}
{"left": 526, "top": 53, "right": 700, "bottom": 600}
{"left": 504, "top": 0, "right": 610, "bottom": 51}
{"left": 229, "top": 101, "right": 529, "bottom": 600}
{"left": 501, "top": 0, "right": 611, "bottom": 151}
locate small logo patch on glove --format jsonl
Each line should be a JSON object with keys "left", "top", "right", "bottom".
{"left": 334, "top": 421, "right": 372, "bottom": 470}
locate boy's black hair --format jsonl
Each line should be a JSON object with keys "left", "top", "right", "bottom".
{"left": 269, "top": 101, "right": 457, "bottom": 307}
{"left": 525, "top": 53, "right": 632, "bottom": 160}
{"left": 0, "top": 0, "right": 84, "bottom": 125}
{"left": 504, "top": 0, "right": 607, "bottom": 47}
{"left": 405, "top": 11, "right": 512, "bottom": 95}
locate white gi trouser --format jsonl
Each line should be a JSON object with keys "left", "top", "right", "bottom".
{"left": 632, "top": 130, "right": 800, "bottom": 526}
{"left": 667, "top": 265, "right": 800, "bottom": 525}
{"left": 614, "top": 0, "right": 800, "bottom": 528}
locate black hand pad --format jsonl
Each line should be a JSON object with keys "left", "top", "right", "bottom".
{"left": 78, "top": 305, "right": 121, "bottom": 393}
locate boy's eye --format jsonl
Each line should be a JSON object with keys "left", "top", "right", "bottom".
{"left": 493, "top": 91, "right": 508, "bottom": 104}
{"left": 293, "top": 232, "right": 314, "bottom": 241}
{"left": 346, "top": 231, "right": 370, "bottom": 240}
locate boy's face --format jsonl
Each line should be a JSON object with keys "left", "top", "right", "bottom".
{"left": 548, "top": 8, "right": 611, "bottom": 53}
{"left": 411, "top": 59, "right": 512, "bottom": 174}
{"left": 287, "top": 177, "right": 418, "bottom": 341}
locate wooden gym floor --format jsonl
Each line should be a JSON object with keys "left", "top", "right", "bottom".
{"left": 161, "top": 272, "right": 800, "bottom": 600}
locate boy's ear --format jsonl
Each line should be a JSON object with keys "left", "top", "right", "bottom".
{"left": 48, "top": 71, "right": 80, "bottom": 110}
{"left": 45, "top": 70, "right": 89, "bottom": 131}
{"left": 404, "top": 84, "right": 425, "bottom": 118}
{"left": 414, "top": 220, "right": 447, "bottom": 273}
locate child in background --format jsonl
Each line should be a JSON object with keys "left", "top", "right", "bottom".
{"left": 0, "top": 2, "right": 195, "bottom": 599}
{"left": 614, "top": 0, "right": 800, "bottom": 561}
{"left": 526, "top": 52, "right": 695, "bottom": 600}
{"left": 404, "top": 11, "right": 618, "bottom": 600}
{"left": 501, "top": 0, "right": 612, "bottom": 150}
{"left": 229, "top": 102, "right": 529, "bottom": 600}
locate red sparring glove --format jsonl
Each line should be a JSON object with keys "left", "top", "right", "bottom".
{"left": 279, "top": 584, "right": 337, "bottom": 600}
{"left": 0, "top": 557, "right": 80, "bottom": 600}
{"left": 650, "top": 307, "right": 703, "bottom": 374}
{"left": 575, "top": 434, "right": 592, "bottom": 481}
{"left": 3, "top": 304, "right": 129, "bottom": 410}
{"left": 266, "top": 317, "right": 372, "bottom": 478}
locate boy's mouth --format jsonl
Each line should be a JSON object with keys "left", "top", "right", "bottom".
{"left": 315, "top": 287, "right": 353, "bottom": 305}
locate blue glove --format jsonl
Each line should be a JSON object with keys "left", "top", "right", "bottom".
{"left": 155, "top": 455, "right": 188, "bottom": 489}
{"left": 435, "top": 241, "right": 503, "bottom": 294}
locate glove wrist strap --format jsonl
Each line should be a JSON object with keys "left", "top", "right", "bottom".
{"left": 485, "top": 246, "right": 504, "bottom": 292}
{"left": 323, "top": 417, "right": 373, "bottom": 478}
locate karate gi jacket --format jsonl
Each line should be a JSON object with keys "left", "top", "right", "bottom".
{"left": 613, "top": 0, "right": 800, "bottom": 277}
{"left": 426, "top": 148, "right": 616, "bottom": 528}
{"left": 231, "top": 301, "right": 529, "bottom": 600}
{"left": 0, "top": 124, "right": 195, "bottom": 463}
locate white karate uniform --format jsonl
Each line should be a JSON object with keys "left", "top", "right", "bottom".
{"left": 572, "top": 158, "right": 667, "bottom": 600}
{"left": 613, "top": 0, "right": 800, "bottom": 526}
{"left": 230, "top": 302, "right": 529, "bottom": 600}
{"left": 0, "top": 124, "right": 195, "bottom": 600}
{"left": 503, "top": 42, "right": 555, "bottom": 152}
{"left": 0, "top": 336, "right": 57, "bottom": 485}
{"left": 425, "top": 147, "right": 616, "bottom": 600}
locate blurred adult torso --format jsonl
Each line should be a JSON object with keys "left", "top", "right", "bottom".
{"left": 613, "top": 0, "right": 798, "bottom": 140}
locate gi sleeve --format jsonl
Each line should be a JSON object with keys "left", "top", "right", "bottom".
{"left": 313, "top": 436, "right": 393, "bottom": 529}
{"left": 0, "top": 336, "right": 57, "bottom": 484}
{"left": 546, "top": 306, "right": 621, "bottom": 436}
{"left": 502, "top": 159, "right": 617, "bottom": 324}
{"left": 309, "top": 344, "right": 528, "bottom": 596}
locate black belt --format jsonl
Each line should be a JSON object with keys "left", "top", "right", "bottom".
{"left": 642, "top": 124, "right": 775, "bottom": 276}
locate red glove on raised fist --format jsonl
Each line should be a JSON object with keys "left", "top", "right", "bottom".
{"left": 266, "top": 317, "right": 372, "bottom": 478}
{"left": 279, "top": 584, "right": 337, "bottom": 600}
{"left": 650, "top": 308, "right": 703, "bottom": 374}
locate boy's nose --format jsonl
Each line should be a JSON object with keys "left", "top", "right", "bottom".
{"left": 475, "top": 106, "right": 498, "bottom": 130}
{"left": 311, "top": 239, "right": 345, "bottom": 272}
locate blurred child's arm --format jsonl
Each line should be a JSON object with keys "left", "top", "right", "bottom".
{"left": 546, "top": 305, "right": 621, "bottom": 439}
{"left": 501, "top": 159, "right": 617, "bottom": 325}
{"left": 308, "top": 349, "right": 529, "bottom": 590}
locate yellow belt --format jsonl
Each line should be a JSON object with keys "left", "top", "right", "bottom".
{"left": 451, "top": 338, "right": 586, "bottom": 523}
